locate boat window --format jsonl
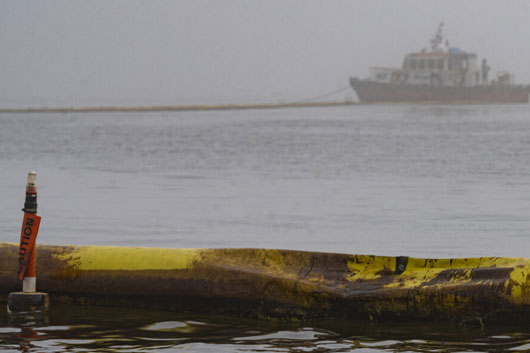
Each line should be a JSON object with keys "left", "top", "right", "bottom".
{"left": 376, "top": 72, "right": 388, "bottom": 80}
{"left": 428, "top": 59, "right": 435, "bottom": 69}
{"left": 409, "top": 58, "right": 417, "bottom": 69}
{"left": 437, "top": 58, "right": 444, "bottom": 70}
{"left": 419, "top": 59, "right": 426, "bottom": 70}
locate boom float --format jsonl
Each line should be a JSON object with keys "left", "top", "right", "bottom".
{"left": 1, "top": 244, "right": 530, "bottom": 324}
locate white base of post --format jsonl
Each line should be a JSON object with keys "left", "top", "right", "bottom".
{"left": 23, "top": 277, "right": 36, "bottom": 293}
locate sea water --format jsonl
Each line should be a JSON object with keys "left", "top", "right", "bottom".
{"left": 2, "top": 104, "right": 530, "bottom": 351}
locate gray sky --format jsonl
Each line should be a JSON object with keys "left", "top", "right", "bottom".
{"left": 1, "top": 0, "right": 529, "bottom": 107}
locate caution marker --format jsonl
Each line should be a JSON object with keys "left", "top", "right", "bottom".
{"left": 7, "top": 172, "right": 49, "bottom": 313}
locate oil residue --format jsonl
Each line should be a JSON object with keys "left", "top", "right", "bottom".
{"left": 1, "top": 303, "right": 530, "bottom": 352}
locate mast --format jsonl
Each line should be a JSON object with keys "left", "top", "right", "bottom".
{"left": 430, "top": 22, "right": 445, "bottom": 52}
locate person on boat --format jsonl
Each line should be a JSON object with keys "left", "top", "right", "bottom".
{"left": 481, "top": 59, "right": 490, "bottom": 84}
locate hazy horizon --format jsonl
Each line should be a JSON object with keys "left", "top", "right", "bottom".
{"left": 1, "top": 1, "right": 529, "bottom": 108}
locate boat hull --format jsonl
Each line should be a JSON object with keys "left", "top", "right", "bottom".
{"left": 350, "top": 77, "right": 530, "bottom": 104}
{"left": 2, "top": 243, "right": 530, "bottom": 324}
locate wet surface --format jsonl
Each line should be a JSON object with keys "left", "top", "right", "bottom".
{"left": 2, "top": 304, "right": 530, "bottom": 352}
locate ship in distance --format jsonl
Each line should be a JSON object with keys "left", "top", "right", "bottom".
{"left": 350, "top": 23, "right": 530, "bottom": 104}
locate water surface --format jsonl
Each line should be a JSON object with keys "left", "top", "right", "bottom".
{"left": 2, "top": 304, "right": 530, "bottom": 352}
{"left": 2, "top": 104, "right": 530, "bottom": 351}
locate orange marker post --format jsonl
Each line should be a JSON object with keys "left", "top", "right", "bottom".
{"left": 8, "top": 171, "right": 48, "bottom": 314}
{"left": 17, "top": 172, "right": 41, "bottom": 292}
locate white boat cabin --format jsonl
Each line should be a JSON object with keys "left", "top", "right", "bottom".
{"left": 368, "top": 23, "right": 490, "bottom": 87}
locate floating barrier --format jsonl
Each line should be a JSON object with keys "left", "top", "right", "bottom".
{"left": 0, "top": 101, "right": 353, "bottom": 114}
{"left": 1, "top": 243, "right": 530, "bottom": 324}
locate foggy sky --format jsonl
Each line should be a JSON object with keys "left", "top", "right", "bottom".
{"left": 1, "top": 0, "right": 529, "bottom": 107}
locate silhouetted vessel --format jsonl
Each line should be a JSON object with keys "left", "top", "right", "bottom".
{"left": 350, "top": 23, "right": 530, "bottom": 104}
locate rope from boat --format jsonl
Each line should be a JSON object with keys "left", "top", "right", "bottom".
{"left": 293, "top": 85, "right": 351, "bottom": 103}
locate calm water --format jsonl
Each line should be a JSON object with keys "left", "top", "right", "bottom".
{"left": 2, "top": 104, "right": 530, "bottom": 351}
{"left": 2, "top": 304, "right": 530, "bottom": 352}
{"left": 2, "top": 304, "right": 530, "bottom": 353}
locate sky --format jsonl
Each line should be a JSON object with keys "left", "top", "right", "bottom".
{"left": 1, "top": 0, "right": 529, "bottom": 108}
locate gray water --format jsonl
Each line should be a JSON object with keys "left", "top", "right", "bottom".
{"left": 2, "top": 104, "right": 530, "bottom": 351}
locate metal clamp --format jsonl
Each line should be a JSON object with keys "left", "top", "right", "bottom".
{"left": 395, "top": 256, "right": 408, "bottom": 275}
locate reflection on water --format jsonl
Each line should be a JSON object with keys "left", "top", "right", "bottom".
{"left": 1, "top": 304, "right": 530, "bottom": 352}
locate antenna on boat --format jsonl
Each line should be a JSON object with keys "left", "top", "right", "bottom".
{"left": 430, "top": 22, "right": 445, "bottom": 52}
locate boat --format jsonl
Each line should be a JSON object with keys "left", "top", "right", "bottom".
{"left": 350, "top": 23, "right": 530, "bottom": 104}
{"left": 3, "top": 243, "right": 530, "bottom": 324}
